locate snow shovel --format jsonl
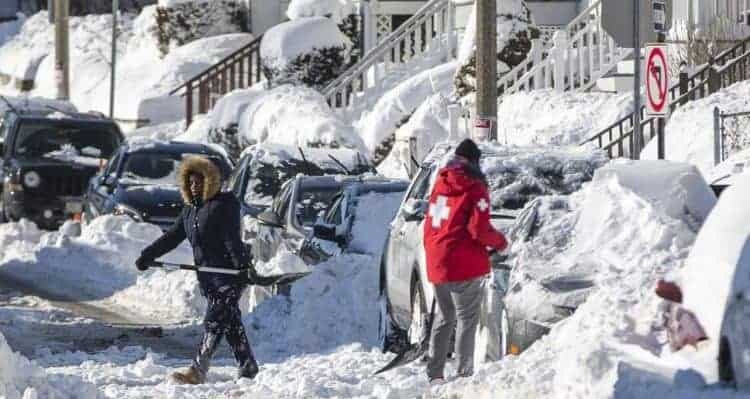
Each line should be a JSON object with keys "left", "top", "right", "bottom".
{"left": 146, "top": 261, "right": 310, "bottom": 287}
{"left": 374, "top": 297, "right": 437, "bottom": 375}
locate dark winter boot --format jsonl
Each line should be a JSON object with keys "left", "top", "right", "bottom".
{"left": 172, "top": 366, "right": 205, "bottom": 385}
{"left": 237, "top": 357, "right": 259, "bottom": 380}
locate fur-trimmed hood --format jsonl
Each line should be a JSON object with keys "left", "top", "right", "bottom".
{"left": 178, "top": 156, "right": 222, "bottom": 204}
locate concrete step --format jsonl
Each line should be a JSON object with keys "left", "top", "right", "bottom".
{"left": 596, "top": 73, "right": 639, "bottom": 93}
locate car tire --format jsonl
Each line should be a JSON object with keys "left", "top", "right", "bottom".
{"left": 719, "top": 336, "right": 735, "bottom": 385}
{"left": 407, "top": 278, "right": 429, "bottom": 347}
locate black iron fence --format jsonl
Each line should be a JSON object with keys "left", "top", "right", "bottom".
{"left": 714, "top": 108, "right": 750, "bottom": 165}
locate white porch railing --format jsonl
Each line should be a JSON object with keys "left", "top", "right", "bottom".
{"left": 322, "top": 0, "right": 456, "bottom": 120}
{"left": 498, "top": 0, "right": 631, "bottom": 95}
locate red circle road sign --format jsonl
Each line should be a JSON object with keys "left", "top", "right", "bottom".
{"left": 646, "top": 46, "right": 669, "bottom": 115}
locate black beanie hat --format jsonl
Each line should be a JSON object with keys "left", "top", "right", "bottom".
{"left": 455, "top": 139, "right": 481, "bottom": 164}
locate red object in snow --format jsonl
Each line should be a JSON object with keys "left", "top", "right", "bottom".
{"left": 656, "top": 280, "right": 683, "bottom": 303}
{"left": 423, "top": 162, "right": 507, "bottom": 284}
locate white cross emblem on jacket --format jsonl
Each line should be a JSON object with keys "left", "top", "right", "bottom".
{"left": 429, "top": 195, "right": 451, "bottom": 228}
{"left": 477, "top": 198, "right": 489, "bottom": 212}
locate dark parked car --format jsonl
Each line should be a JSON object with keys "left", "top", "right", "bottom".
{"left": 378, "top": 142, "right": 607, "bottom": 362}
{"left": 83, "top": 138, "right": 232, "bottom": 230}
{"left": 0, "top": 109, "right": 124, "bottom": 229}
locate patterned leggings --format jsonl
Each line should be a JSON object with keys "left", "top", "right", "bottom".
{"left": 193, "top": 284, "right": 255, "bottom": 374}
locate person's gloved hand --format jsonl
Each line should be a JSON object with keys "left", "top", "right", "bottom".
{"left": 135, "top": 255, "right": 152, "bottom": 271}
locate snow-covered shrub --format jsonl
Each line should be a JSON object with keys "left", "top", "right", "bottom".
{"left": 260, "top": 17, "right": 351, "bottom": 90}
{"left": 454, "top": 0, "right": 539, "bottom": 99}
{"left": 153, "top": 0, "right": 247, "bottom": 56}
{"left": 238, "top": 85, "right": 365, "bottom": 151}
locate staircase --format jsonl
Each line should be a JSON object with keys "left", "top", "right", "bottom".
{"left": 497, "top": 0, "right": 631, "bottom": 96}
{"left": 322, "top": 0, "right": 457, "bottom": 121}
{"left": 170, "top": 35, "right": 264, "bottom": 126}
{"left": 583, "top": 36, "right": 750, "bottom": 158}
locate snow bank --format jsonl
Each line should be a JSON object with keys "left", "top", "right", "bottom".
{"left": 440, "top": 160, "right": 716, "bottom": 398}
{"left": 238, "top": 84, "right": 366, "bottom": 151}
{"left": 0, "top": 12, "right": 55, "bottom": 87}
{"left": 0, "top": 332, "right": 98, "bottom": 399}
{"left": 0, "top": 95, "right": 77, "bottom": 116}
{"left": 357, "top": 62, "right": 458, "bottom": 153}
{"left": 642, "top": 80, "right": 750, "bottom": 177}
{"left": 497, "top": 89, "right": 634, "bottom": 146}
{"left": 0, "top": 216, "right": 201, "bottom": 322}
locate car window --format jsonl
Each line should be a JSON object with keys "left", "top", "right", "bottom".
{"left": 295, "top": 186, "right": 341, "bottom": 227}
{"left": 323, "top": 193, "right": 345, "bottom": 225}
{"left": 0, "top": 113, "right": 10, "bottom": 144}
{"left": 271, "top": 182, "right": 293, "bottom": 223}
{"left": 406, "top": 166, "right": 435, "bottom": 200}
{"left": 120, "top": 152, "right": 226, "bottom": 186}
{"left": 13, "top": 121, "right": 120, "bottom": 162}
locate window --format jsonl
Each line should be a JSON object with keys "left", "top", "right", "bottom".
{"left": 13, "top": 121, "right": 120, "bottom": 160}
{"left": 294, "top": 186, "right": 341, "bottom": 227}
{"left": 406, "top": 166, "right": 435, "bottom": 201}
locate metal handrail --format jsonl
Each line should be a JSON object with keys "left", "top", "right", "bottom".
{"left": 322, "top": 0, "right": 453, "bottom": 111}
{"left": 585, "top": 36, "right": 750, "bottom": 158}
{"left": 169, "top": 35, "right": 263, "bottom": 96}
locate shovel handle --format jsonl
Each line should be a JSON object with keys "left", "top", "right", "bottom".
{"left": 147, "top": 261, "right": 246, "bottom": 276}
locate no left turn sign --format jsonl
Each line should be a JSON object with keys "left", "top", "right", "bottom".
{"left": 646, "top": 44, "right": 669, "bottom": 116}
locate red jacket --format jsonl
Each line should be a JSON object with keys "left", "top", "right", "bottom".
{"left": 423, "top": 161, "right": 508, "bottom": 284}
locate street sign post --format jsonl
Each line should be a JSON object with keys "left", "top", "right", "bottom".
{"left": 646, "top": 44, "right": 669, "bottom": 116}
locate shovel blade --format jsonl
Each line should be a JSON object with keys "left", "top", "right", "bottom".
{"left": 251, "top": 271, "right": 310, "bottom": 287}
{"left": 374, "top": 343, "right": 427, "bottom": 375}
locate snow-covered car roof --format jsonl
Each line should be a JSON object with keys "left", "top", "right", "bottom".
{"left": 422, "top": 141, "right": 609, "bottom": 210}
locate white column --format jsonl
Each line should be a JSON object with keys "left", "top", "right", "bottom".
{"left": 552, "top": 31, "right": 568, "bottom": 93}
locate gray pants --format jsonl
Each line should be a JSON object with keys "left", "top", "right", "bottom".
{"left": 427, "top": 277, "right": 484, "bottom": 379}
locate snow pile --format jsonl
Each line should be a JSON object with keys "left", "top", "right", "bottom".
{"left": 0, "top": 12, "right": 57, "bottom": 86}
{"left": 497, "top": 89, "right": 634, "bottom": 146}
{"left": 0, "top": 216, "right": 202, "bottom": 322}
{"left": 260, "top": 17, "right": 351, "bottom": 89}
{"left": 246, "top": 190, "right": 402, "bottom": 355}
{"left": 441, "top": 160, "right": 722, "bottom": 398}
{"left": 642, "top": 80, "right": 750, "bottom": 177}
{"left": 261, "top": 17, "right": 350, "bottom": 71}
{"left": 0, "top": 332, "right": 98, "bottom": 399}
{"left": 237, "top": 85, "right": 366, "bottom": 151}
{"left": 0, "top": 8, "right": 251, "bottom": 129}
{"left": 357, "top": 62, "right": 458, "bottom": 154}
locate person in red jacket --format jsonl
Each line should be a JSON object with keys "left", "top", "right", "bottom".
{"left": 423, "top": 139, "right": 508, "bottom": 383}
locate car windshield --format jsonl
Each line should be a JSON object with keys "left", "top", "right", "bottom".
{"left": 295, "top": 186, "right": 341, "bottom": 227}
{"left": 13, "top": 121, "right": 120, "bottom": 164}
{"left": 120, "top": 153, "right": 223, "bottom": 186}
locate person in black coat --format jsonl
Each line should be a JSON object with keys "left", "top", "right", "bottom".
{"left": 135, "top": 155, "right": 258, "bottom": 384}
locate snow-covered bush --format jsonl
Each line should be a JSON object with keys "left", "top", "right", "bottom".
{"left": 454, "top": 0, "right": 539, "bottom": 99}
{"left": 260, "top": 17, "right": 351, "bottom": 89}
{"left": 153, "top": 0, "right": 247, "bottom": 56}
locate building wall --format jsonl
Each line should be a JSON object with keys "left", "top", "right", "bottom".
{"left": 0, "top": 1, "right": 19, "bottom": 21}
{"left": 526, "top": 1, "right": 579, "bottom": 26}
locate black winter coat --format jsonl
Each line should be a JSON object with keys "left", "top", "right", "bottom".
{"left": 140, "top": 191, "right": 248, "bottom": 293}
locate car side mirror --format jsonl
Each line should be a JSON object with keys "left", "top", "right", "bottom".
{"left": 257, "top": 210, "right": 284, "bottom": 228}
{"left": 402, "top": 198, "right": 428, "bottom": 222}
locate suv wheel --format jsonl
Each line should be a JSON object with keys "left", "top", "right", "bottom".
{"left": 408, "top": 279, "right": 428, "bottom": 346}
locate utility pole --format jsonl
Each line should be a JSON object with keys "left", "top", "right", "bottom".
{"left": 631, "top": 0, "right": 642, "bottom": 159}
{"left": 54, "top": 0, "right": 70, "bottom": 101}
{"left": 110, "top": 0, "right": 118, "bottom": 118}
{"left": 475, "top": 0, "right": 497, "bottom": 141}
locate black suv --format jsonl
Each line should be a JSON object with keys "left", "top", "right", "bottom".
{"left": 0, "top": 109, "right": 124, "bottom": 229}
{"left": 84, "top": 139, "right": 233, "bottom": 231}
